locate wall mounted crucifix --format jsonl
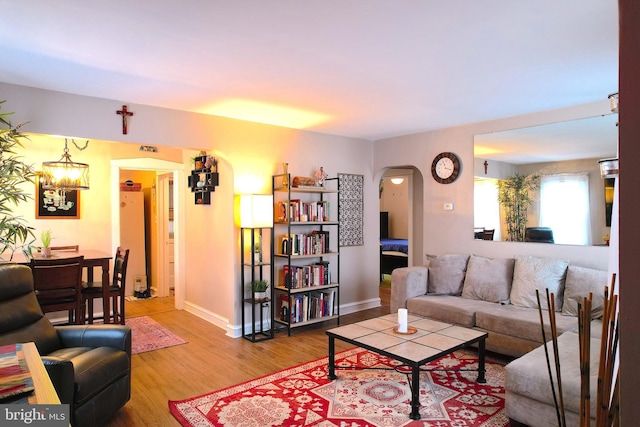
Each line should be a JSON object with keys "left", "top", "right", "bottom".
{"left": 116, "top": 105, "right": 134, "bottom": 134}
{"left": 483, "top": 160, "right": 488, "bottom": 175}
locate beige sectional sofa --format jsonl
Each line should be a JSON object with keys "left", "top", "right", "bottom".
{"left": 390, "top": 253, "right": 608, "bottom": 426}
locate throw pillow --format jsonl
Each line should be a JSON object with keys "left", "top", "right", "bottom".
{"left": 427, "top": 254, "right": 470, "bottom": 295}
{"left": 561, "top": 265, "right": 608, "bottom": 318}
{"left": 510, "top": 255, "right": 569, "bottom": 311}
{"left": 462, "top": 255, "right": 515, "bottom": 302}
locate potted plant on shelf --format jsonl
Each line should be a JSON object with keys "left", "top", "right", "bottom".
{"left": 252, "top": 280, "right": 269, "bottom": 300}
{"left": 0, "top": 101, "right": 36, "bottom": 260}
{"left": 40, "top": 230, "right": 53, "bottom": 257}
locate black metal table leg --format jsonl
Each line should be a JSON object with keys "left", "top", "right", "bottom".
{"left": 327, "top": 335, "right": 336, "bottom": 380}
{"left": 477, "top": 337, "right": 487, "bottom": 383}
{"left": 410, "top": 365, "right": 421, "bottom": 420}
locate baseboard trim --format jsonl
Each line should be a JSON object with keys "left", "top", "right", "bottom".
{"left": 182, "top": 297, "right": 383, "bottom": 339}
{"left": 182, "top": 301, "right": 237, "bottom": 337}
{"left": 339, "top": 297, "right": 382, "bottom": 315}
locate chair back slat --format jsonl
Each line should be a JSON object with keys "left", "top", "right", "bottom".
{"left": 82, "top": 248, "right": 129, "bottom": 325}
{"left": 30, "top": 256, "right": 84, "bottom": 324}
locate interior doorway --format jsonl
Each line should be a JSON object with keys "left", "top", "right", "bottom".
{"left": 380, "top": 169, "right": 413, "bottom": 272}
{"left": 110, "top": 158, "right": 185, "bottom": 309}
{"left": 379, "top": 166, "right": 424, "bottom": 269}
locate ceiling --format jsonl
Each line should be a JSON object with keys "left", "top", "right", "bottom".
{"left": 0, "top": 1, "right": 618, "bottom": 141}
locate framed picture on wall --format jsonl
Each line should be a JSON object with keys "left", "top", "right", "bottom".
{"left": 35, "top": 178, "right": 80, "bottom": 219}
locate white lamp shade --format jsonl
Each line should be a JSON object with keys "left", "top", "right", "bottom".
{"left": 240, "top": 194, "right": 273, "bottom": 228}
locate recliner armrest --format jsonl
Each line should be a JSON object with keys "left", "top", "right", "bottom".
{"left": 55, "top": 325, "right": 132, "bottom": 355}
{"left": 390, "top": 266, "right": 429, "bottom": 312}
{"left": 42, "top": 356, "right": 75, "bottom": 404}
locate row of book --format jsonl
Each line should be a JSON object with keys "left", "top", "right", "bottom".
{"left": 279, "top": 231, "right": 330, "bottom": 256}
{"left": 278, "top": 289, "right": 337, "bottom": 324}
{"left": 275, "top": 200, "right": 330, "bottom": 223}
{"left": 280, "top": 261, "right": 331, "bottom": 289}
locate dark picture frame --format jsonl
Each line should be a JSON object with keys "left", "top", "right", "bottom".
{"left": 35, "top": 179, "right": 80, "bottom": 219}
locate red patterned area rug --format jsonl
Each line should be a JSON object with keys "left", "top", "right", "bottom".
{"left": 128, "top": 316, "right": 187, "bottom": 355}
{"left": 168, "top": 347, "right": 507, "bottom": 427}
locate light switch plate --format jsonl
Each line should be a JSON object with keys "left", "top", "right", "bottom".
{"left": 443, "top": 202, "right": 454, "bottom": 211}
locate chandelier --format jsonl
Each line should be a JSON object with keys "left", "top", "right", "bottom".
{"left": 41, "top": 138, "right": 90, "bottom": 190}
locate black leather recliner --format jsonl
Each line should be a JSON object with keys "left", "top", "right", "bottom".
{"left": 0, "top": 263, "right": 131, "bottom": 426}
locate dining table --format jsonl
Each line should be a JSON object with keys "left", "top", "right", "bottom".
{"left": 11, "top": 249, "right": 114, "bottom": 324}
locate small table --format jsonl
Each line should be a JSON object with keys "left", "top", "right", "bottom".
{"left": 326, "top": 313, "right": 488, "bottom": 420}
{"left": 21, "top": 342, "right": 61, "bottom": 404}
{"left": 12, "top": 250, "right": 113, "bottom": 323}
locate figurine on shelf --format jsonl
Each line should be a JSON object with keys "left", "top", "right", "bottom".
{"left": 315, "top": 166, "right": 328, "bottom": 187}
{"left": 205, "top": 155, "right": 217, "bottom": 172}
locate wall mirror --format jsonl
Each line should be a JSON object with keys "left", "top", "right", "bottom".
{"left": 473, "top": 114, "right": 618, "bottom": 246}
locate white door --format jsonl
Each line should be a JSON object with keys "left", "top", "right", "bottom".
{"left": 157, "top": 173, "right": 175, "bottom": 296}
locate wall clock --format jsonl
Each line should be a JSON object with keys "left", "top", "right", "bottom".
{"left": 431, "top": 152, "right": 460, "bottom": 184}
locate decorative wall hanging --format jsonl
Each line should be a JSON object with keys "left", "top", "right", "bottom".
{"left": 188, "top": 152, "right": 218, "bottom": 204}
{"left": 116, "top": 105, "right": 134, "bottom": 134}
{"left": 35, "top": 178, "right": 80, "bottom": 219}
{"left": 338, "top": 173, "right": 364, "bottom": 246}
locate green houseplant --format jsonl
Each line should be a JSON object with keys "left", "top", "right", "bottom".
{"left": 252, "top": 280, "right": 269, "bottom": 300}
{"left": 497, "top": 173, "right": 540, "bottom": 242}
{"left": 40, "top": 229, "right": 53, "bottom": 257}
{"left": 0, "top": 101, "right": 36, "bottom": 260}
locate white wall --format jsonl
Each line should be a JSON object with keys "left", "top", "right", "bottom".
{"left": 374, "top": 100, "right": 613, "bottom": 270}
{"left": 2, "top": 82, "right": 381, "bottom": 336}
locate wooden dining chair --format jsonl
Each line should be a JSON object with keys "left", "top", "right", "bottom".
{"left": 82, "top": 247, "right": 130, "bottom": 325}
{"left": 29, "top": 256, "right": 85, "bottom": 325}
{"left": 482, "top": 229, "right": 495, "bottom": 240}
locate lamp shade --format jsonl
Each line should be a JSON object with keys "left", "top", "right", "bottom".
{"left": 41, "top": 138, "right": 90, "bottom": 190}
{"left": 240, "top": 194, "right": 273, "bottom": 228}
{"left": 41, "top": 159, "right": 90, "bottom": 190}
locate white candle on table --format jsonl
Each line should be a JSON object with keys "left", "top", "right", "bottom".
{"left": 398, "top": 308, "right": 408, "bottom": 333}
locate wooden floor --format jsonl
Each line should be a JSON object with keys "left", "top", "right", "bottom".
{"left": 106, "top": 287, "right": 391, "bottom": 426}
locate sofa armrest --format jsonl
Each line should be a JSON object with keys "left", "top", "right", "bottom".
{"left": 390, "top": 266, "right": 428, "bottom": 312}
{"left": 55, "top": 325, "right": 132, "bottom": 355}
{"left": 42, "top": 356, "right": 75, "bottom": 404}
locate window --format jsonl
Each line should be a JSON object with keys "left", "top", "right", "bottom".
{"left": 474, "top": 178, "right": 501, "bottom": 241}
{"left": 539, "top": 173, "right": 590, "bottom": 245}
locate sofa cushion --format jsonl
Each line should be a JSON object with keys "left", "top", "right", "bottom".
{"left": 461, "top": 255, "right": 515, "bottom": 303}
{"left": 426, "top": 254, "right": 470, "bottom": 295}
{"left": 505, "top": 331, "right": 600, "bottom": 417}
{"left": 475, "top": 303, "right": 577, "bottom": 343}
{"left": 561, "top": 265, "right": 608, "bottom": 318}
{"left": 407, "top": 294, "right": 494, "bottom": 327}
{"left": 510, "top": 255, "right": 568, "bottom": 311}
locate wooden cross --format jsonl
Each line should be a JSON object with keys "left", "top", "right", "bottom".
{"left": 483, "top": 160, "right": 488, "bottom": 174}
{"left": 116, "top": 105, "right": 134, "bottom": 134}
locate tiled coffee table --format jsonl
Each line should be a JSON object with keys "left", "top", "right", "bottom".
{"left": 326, "top": 313, "right": 488, "bottom": 420}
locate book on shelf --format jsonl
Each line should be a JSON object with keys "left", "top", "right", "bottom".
{"left": 278, "top": 231, "right": 330, "bottom": 256}
{"left": 275, "top": 201, "right": 288, "bottom": 223}
{"left": 279, "top": 294, "right": 290, "bottom": 322}
{"left": 276, "top": 289, "right": 336, "bottom": 323}
{"left": 280, "top": 261, "right": 331, "bottom": 288}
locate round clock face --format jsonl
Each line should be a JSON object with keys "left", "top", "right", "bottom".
{"left": 431, "top": 152, "right": 460, "bottom": 184}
